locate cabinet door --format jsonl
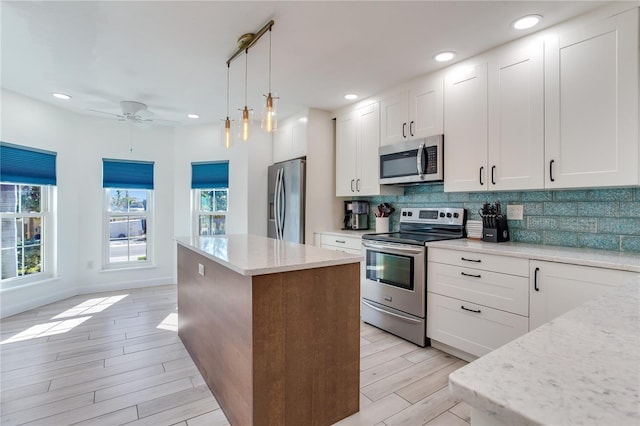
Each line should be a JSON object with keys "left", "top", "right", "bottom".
{"left": 409, "top": 75, "right": 444, "bottom": 139}
{"left": 335, "top": 111, "right": 357, "bottom": 196}
{"left": 427, "top": 292, "right": 529, "bottom": 358}
{"left": 290, "top": 120, "right": 308, "bottom": 160}
{"left": 529, "top": 261, "right": 638, "bottom": 330}
{"left": 444, "top": 62, "right": 489, "bottom": 192}
{"left": 380, "top": 92, "right": 408, "bottom": 146}
{"left": 488, "top": 40, "right": 544, "bottom": 190}
{"left": 272, "top": 122, "right": 292, "bottom": 164}
{"left": 545, "top": 8, "right": 639, "bottom": 188}
{"left": 356, "top": 102, "right": 381, "bottom": 195}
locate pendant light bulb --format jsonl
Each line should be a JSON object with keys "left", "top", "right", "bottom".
{"left": 261, "top": 27, "right": 278, "bottom": 132}
{"left": 224, "top": 117, "right": 232, "bottom": 149}
{"left": 241, "top": 106, "right": 251, "bottom": 141}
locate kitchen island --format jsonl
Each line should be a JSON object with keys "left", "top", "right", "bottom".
{"left": 449, "top": 275, "right": 640, "bottom": 425}
{"left": 175, "top": 235, "right": 362, "bottom": 426}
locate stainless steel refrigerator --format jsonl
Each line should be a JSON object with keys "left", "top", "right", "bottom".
{"left": 268, "top": 158, "right": 306, "bottom": 243}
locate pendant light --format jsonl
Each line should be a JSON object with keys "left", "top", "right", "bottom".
{"left": 220, "top": 63, "right": 234, "bottom": 149}
{"left": 238, "top": 49, "right": 252, "bottom": 142}
{"left": 261, "top": 27, "right": 278, "bottom": 132}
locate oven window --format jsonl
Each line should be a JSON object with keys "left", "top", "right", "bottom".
{"left": 366, "top": 250, "right": 414, "bottom": 290}
{"left": 380, "top": 150, "right": 418, "bottom": 179}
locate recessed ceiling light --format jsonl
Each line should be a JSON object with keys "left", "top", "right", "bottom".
{"left": 187, "top": 114, "right": 199, "bottom": 119}
{"left": 52, "top": 93, "right": 71, "bottom": 100}
{"left": 434, "top": 51, "right": 456, "bottom": 62}
{"left": 344, "top": 94, "right": 358, "bottom": 100}
{"left": 513, "top": 15, "right": 542, "bottom": 30}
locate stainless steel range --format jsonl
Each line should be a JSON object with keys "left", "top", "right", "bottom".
{"left": 361, "top": 207, "right": 466, "bottom": 346}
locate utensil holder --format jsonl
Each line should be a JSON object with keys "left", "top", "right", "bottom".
{"left": 375, "top": 217, "right": 389, "bottom": 233}
{"left": 481, "top": 215, "right": 509, "bottom": 242}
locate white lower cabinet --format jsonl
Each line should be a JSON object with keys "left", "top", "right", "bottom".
{"left": 427, "top": 248, "right": 530, "bottom": 358}
{"left": 316, "top": 232, "right": 362, "bottom": 255}
{"left": 529, "top": 260, "right": 638, "bottom": 330}
{"left": 427, "top": 293, "right": 529, "bottom": 358}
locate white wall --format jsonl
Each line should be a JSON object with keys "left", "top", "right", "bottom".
{"left": 1, "top": 90, "right": 272, "bottom": 318}
{"left": 1, "top": 90, "right": 172, "bottom": 316}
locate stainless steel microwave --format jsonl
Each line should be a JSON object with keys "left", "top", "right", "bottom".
{"left": 379, "top": 135, "right": 443, "bottom": 185}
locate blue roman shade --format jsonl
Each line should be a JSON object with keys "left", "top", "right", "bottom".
{"left": 191, "top": 161, "right": 229, "bottom": 189}
{"left": 0, "top": 142, "right": 57, "bottom": 185}
{"left": 103, "top": 159, "right": 154, "bottom": 189}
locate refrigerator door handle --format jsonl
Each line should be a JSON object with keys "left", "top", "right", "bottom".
{"left": 278, "top": 168, "right": 286, "bottom": 240}
{"left": 274, "top": 168, "right": 282, "bottom": 239}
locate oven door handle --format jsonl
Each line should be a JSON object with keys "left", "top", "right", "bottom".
{"left": 362, "top": 241, "right": 424, "bottom": 255}
{"left": 362, "top": 300, "right": 422, "bottom": 324}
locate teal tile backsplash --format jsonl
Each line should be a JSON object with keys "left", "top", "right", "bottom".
{"left": 358, "top": 186, "right": 640, "bottom": 253}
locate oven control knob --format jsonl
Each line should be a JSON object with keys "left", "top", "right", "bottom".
{"left": 446, "top": 212, "right": 452, "bottom": 218}
{"left": 453, "top": 212, "right": 459, "bottom": 218}
{"left": 439, "top": 212, "right": 445, "bottom": 218}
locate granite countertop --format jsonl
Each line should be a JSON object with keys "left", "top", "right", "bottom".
{"left": 448, "top": 276, "right": 640, "bottom": 425}
{"left": 176, "top": 235, "right": 362, "bottom": 276}
{"left": 426, "top": 239, "right": 640, "bottom": 272}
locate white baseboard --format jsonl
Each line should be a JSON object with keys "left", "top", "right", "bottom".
{"left": 430, "top": 340, "right": 478, "bottom": 363}
{"left": 1, "top": 286, "right": 77, "bottom": 319}
{"left": 77, "top": 276, "right": 175, "bottom": 295}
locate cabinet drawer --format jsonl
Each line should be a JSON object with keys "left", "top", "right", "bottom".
{"left": 320, "top": 234, "right": 362, "bottom": 251}
{"left": 321, "top": 246, "right": 361, "bottom": 256}
{"left": 428, "top": 248, "right": 529, "bottom": 277}
{"left": 428, "top": 262, "right": 529, "bottom": 316}
{"left": 427, "top": 292, "right": 528, "bottom": 358}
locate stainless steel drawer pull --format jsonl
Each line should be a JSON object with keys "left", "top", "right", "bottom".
{"left": 461, "top": 272, "right": 481, "bottom": 278}
{"left": 335, "top": 240, "right": 346, "bottom": 244}
{"left": 461, "top": 305, "right": 481, "bottom": 314}
{"left": 461, "top": 257, "right": 481, "bottom": 263}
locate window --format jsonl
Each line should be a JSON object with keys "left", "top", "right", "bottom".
{"left": 191, "top": 162, "right": 229, "bottom": 236}
{"left": 0, "top": 142, "right": 56, "bottom": 284}
{"left": 103, "top": 159, "right": 154, "bottom": 267}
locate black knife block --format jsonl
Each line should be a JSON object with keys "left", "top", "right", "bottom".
{"left": 481, "top": 215, "right": 510, "bottom": 243}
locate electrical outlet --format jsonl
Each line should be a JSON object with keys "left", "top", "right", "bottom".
{"left": 507, "top": 204, "right": 524, "bottom": 220}
{"left": 198, "top": 263, "right": 205, "bottom": 276}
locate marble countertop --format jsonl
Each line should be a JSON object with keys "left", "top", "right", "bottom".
{"left": 426, "top": 239, "right": 640, "bottom": 272}
{"left": 176, "top": 235, "right": 362, "bottom": 276}
{"left": 449, "top": 276, "right": 640, "bottom": 425}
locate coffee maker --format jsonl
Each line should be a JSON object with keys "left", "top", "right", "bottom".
{"left": 343, "top": 200, "right": 370, "bottom": 230}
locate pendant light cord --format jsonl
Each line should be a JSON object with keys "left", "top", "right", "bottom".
{"left": 268, "top": 28, "right": 272, "bottom": 93}
{"left": 226, "top": 63, "right": 230, "bottom": 116}
{"left": 244, "top": 49, "right": 248, "bottom": 106}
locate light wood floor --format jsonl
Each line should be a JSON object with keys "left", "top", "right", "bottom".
{"left": 0, "top": 285, "right": 470, "bottom": 426}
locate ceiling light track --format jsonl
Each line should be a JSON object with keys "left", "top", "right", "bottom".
{"left": 226, "top": 20, "right": 274, "bottom": 66}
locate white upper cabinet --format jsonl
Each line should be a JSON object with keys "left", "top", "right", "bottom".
{"left": 488, "top": 39, "right": 544, "bottom": 190}
{"left": 336, "top": 103, "right": 402, "bottom": 197}
{"left": 444, "top": 61, "right": 488, "bottom": 192}
{"left": 272, "top": 114, "right": 308, "bottom": 163}
{"left": 444, "top": 39, "right": 545, "bottom": 193}
{"left": 380, "top": 75, "right": 443, "bottom": 146}
{"left": 544, "top": 8, "right": 639, "bottom": 188}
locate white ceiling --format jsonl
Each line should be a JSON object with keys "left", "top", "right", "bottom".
{"left": 2, "top": 1, "right": 612, "bottom": 126}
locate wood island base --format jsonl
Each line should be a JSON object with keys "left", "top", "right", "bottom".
{"left": 177, "top": 244, "right": 360, "bottom": 426}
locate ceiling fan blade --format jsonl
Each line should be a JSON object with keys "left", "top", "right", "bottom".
{"left": 88, "top": 109, "right": 124, "bottom": 119}
{"left": 136, "top": 109, "right": 154, "bottom": 119}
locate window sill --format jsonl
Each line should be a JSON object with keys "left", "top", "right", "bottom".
{"left": 0, "top": 274, "right": 58, "bottom": 292}
{"left": 99, "top": 264, "right": 157, "bottom": 273}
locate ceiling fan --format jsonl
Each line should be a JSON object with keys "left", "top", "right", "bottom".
{"left": 89, "top": 101, "right": 172, "bottom": 124}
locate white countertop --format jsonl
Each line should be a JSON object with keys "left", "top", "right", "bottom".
{"left": 176, "top": 235, "right": 362, "bottom": 276}
{"left": 426, "top": 239, "right": 640, "bottom": 272}
{"left": 448, "top": 276, "right": 640, "bottom": 425}
{"left": 316, "top": 229, "right": 372, "bottom": 238}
